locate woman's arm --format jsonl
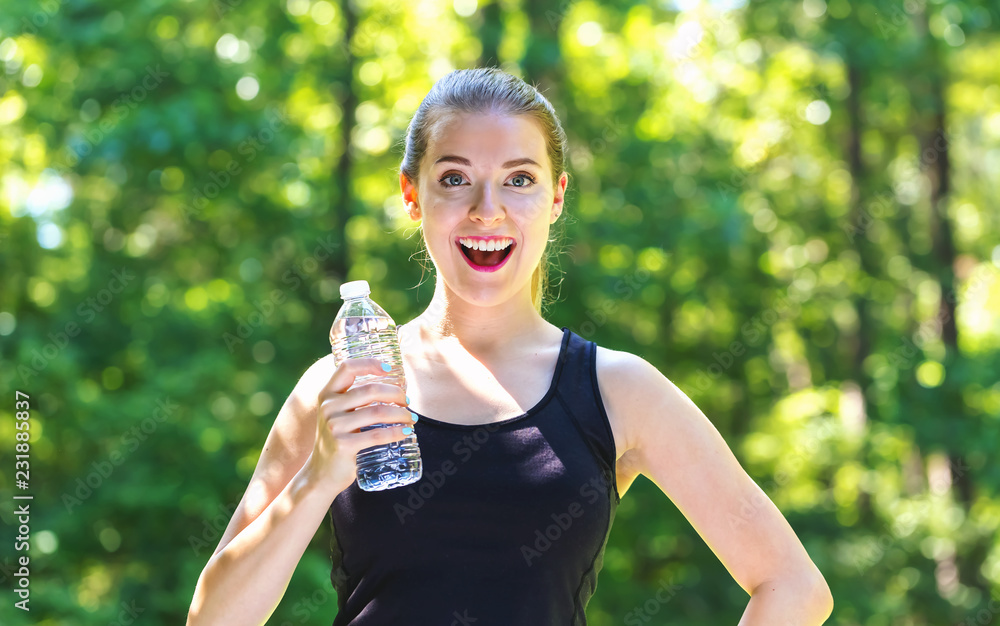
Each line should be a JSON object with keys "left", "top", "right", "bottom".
{"left": 187, "top": 355, "right": 413, "bottom": 625}
{"left": 187, "top": 459, "right": 336, "bottom": 625}
{"left": 186, "top": 356, "right": 340, "bottom": 626}
{"left": 597, "top": 349, "right": 834, "bottom": 624}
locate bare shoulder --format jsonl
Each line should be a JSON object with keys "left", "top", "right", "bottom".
{"left": 260, "top": 353, "right": 337, "bottom": 461}
{"left": 298, "top": 352, "right": 339, "bottom": 394}
{"left": 593, "top": 344, "right": 690, "bottom": 463}
{"left": 591, "top": 346, "right": 649, "bottom": 480}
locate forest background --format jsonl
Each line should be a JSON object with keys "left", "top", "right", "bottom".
{"left": 1, "top": 0, "right": 999, "bottom": 624}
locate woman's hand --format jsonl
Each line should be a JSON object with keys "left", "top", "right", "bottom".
{"left": 303, "top": 357, "right": 414, "bottom": 498}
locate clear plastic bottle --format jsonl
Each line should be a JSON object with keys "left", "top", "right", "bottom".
{"left": 329, "top": 280, "right": 422, "bottom": 491}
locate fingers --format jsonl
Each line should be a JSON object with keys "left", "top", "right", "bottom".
{"left": 339, "top": 424, "right": 412, "bottom": 455}
{"left": 321, "top": 357, "right": 393, "bottom": 397}
{"left": 342, "top": 382, "right": 407, "bottom": 411}
{"left": 319, "top": 381, "right": 407, "bottom": 425}
{"left": 329, "top": 403, "right": 415, "bottom": 436}
{"left": 316, "top": 358, "right": 413, "bottom": 451}
{"left": 360, "top": 424, "right": 413, "bottom": 450}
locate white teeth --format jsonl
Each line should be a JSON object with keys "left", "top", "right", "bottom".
{"left": 459, "top": 238, "right": 513, "bottom": 251}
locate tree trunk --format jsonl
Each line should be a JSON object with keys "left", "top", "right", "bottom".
{"left": 917, "top": 3, "right": 969, "bottom": 509}
{"left": 521, "top": 1, "right": 562, "bottom": 103}
{"left": 843, "top": 58, "right": 877, "bottom": 422}
{"left": 478, "top": 0, "right": 502, "bottom": 69}
{"left": 915, "top": 5, "right": 985, "bottom": 601}
{"left": 329, "top": 0, "right": 357, "bottom": 282}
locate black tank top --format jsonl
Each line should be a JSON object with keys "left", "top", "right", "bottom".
{"left": 326, "top": 327, "right": 621, "bottom": 625}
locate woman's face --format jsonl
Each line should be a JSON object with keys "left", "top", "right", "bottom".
{"left": 401, "top": 112, "right": 567, "bottom": 308}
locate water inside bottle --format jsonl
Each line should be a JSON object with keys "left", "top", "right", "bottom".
{"left": 330, "top": 315, "right": 422, "bottom": 491}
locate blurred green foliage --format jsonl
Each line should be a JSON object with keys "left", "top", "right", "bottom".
{"left": 1, "top": 0, "right": 999, "bottom": 624}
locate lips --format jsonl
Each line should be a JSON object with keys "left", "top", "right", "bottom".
{"left": 456, "top": 239, "right": 516, "bottom": 273}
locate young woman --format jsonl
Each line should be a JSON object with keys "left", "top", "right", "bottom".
{"left": 187, "top": 67, "right": 833, "bottom": 625}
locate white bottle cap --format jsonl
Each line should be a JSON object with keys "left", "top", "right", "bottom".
{"left": 339, "top": 280, "right": 371, "bottom": 300}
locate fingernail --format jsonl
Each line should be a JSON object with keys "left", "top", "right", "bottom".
{"left": 402, "top": 426, "right": 413, "bottom": 435}
{"left": 405, "top": 395, "right": 410, "bottom": 404}
{"left": 381, "top": 362, "right": 392, "bottom": 372}
{"left": 410, "top": 412, "right": 419, "bottom": 423}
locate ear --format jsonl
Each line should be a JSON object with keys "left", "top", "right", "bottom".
{"left": 550, "top": 171, "right": 568, "bottom": 223}
{"left": 400, "top": 172, "right": 421, "bottom": 220}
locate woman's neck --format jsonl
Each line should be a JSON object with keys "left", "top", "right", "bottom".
{"left": 403, "top": 281, "right": 552, "bottom": 358}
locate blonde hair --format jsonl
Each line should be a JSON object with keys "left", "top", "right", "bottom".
{"left": 400, "top": 67, "right": 568, "bottom": 315}
{"left": 530, "top": 264, "right": 543, "bottom": 312}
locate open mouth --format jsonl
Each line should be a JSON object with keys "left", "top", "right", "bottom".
{"left": 456, "top": 237, "right": 516, "bottom": 272}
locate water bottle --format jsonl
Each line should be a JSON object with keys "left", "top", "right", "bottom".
{"left": 330, "top": 280, "right": 422, "bottom": 492}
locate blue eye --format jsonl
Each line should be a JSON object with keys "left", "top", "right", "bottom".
{"left": 440, "top": 173, "right": 465, "bottom": 187}
{"left": 438, "top": 172, "right": 537, "bottom": 188}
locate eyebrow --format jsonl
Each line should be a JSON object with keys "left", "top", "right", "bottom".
{"left": 433, "top": 155, "right": 541, "bottom": 169}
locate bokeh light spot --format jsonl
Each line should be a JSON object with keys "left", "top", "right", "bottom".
{"left": 454, "top": 0, "right": 478, "bottom": 17}
{"left": 577, "top": 22, "right": 603, "bottom": 47}
{"left": 102, "top": 367, "right": 124, "bottom": 390}
{"left": 805, "top": 100, "right": 831, "bottom": 125}
{"left": 236, "top": 75, "right": 259, "bottom": 100}
{"left": 916, "top": 361, "right": 945, "bottom": 388}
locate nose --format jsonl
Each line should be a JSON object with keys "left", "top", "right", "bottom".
{"left": 470, "top": 182, "right": 504, "bottom": 226}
